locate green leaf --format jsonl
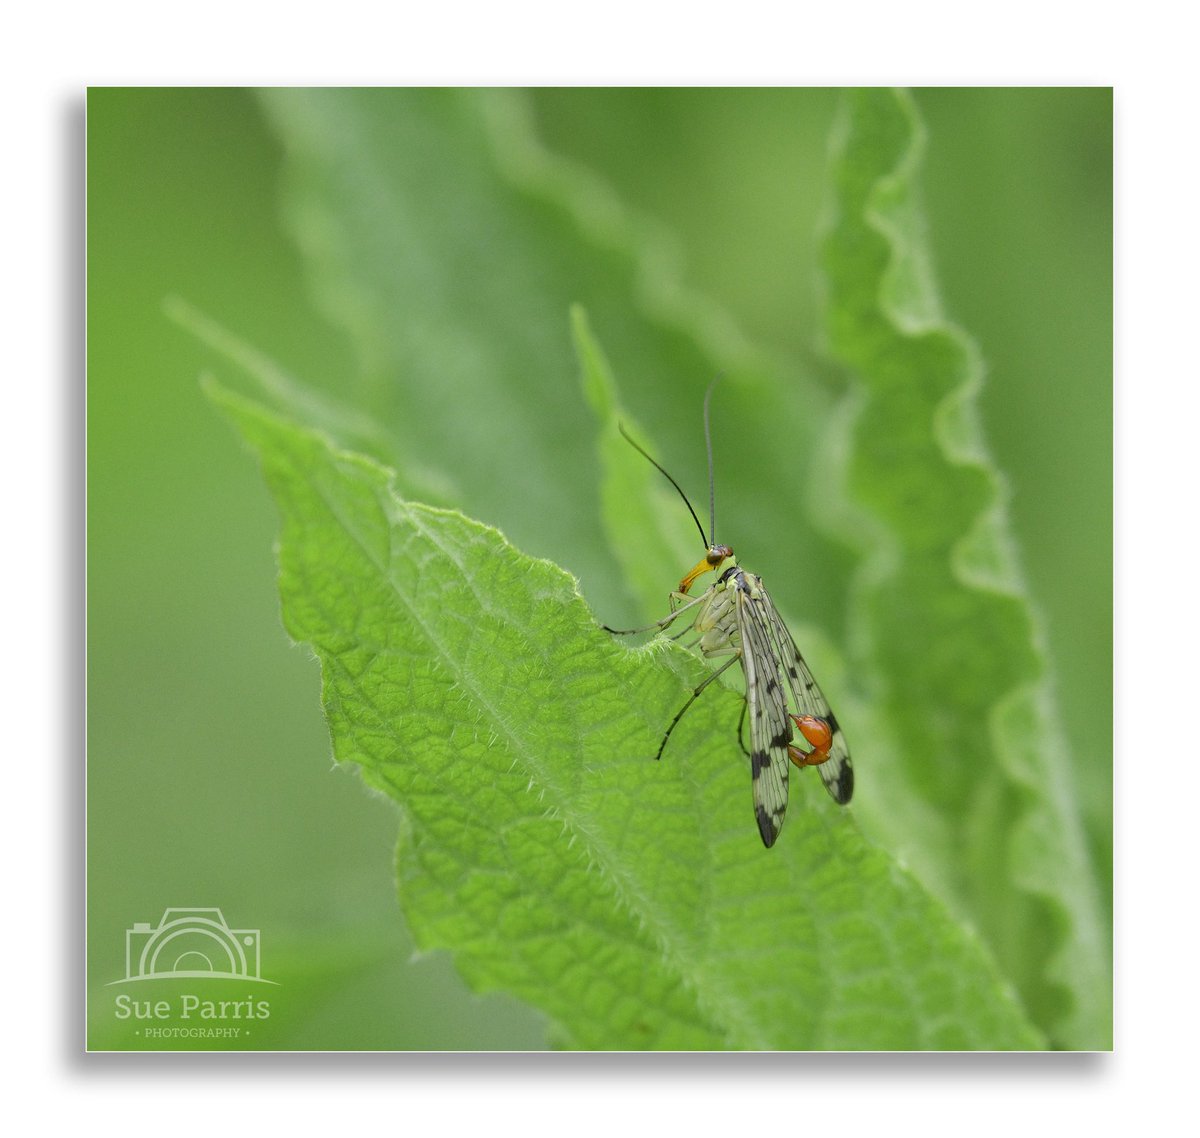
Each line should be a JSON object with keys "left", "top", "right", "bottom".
{"left": 208, "top": 380, "right": 1041, "bottom": 1050}
{"left": 819, "top": 89, "right": 1110, "bottom": 1048}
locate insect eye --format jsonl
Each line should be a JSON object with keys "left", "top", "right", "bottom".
{"left": 708, "top": 544, "right": 733, "bottom": 566}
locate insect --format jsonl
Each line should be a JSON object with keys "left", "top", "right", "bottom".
{"left": 603, "top": 385, "right": 853, "bottom": 847}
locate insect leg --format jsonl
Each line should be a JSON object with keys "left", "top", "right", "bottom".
{"left": 736, "top": 700, "right": 750, "bottom": 758}
{"left": 601, "top": 590, "right": 708, "bottom": 636}
{"left": 655, "top": 652, "right": 741, "bottom": 761}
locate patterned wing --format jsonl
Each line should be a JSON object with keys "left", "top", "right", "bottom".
{"left": 760, "top": 583, "right": 854, "bottom": 805}
{"left": 735, "top": 578, "right": 794, "bottom": 847}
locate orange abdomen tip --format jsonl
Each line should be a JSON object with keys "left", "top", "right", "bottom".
{"left": 787, "top": 715, "right": 833, "bottom": 767}
{"left": 793, "top": 715, "right": 833, "bottom": 753}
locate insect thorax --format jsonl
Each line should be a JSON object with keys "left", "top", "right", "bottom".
{"left": 694, "top": 568, "right": 750, "bottom": 657}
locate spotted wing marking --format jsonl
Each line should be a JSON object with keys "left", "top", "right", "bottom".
{"left": 760, "top": 586, "right": 854, "bottom": 805}
{"left": 733, "top": 573, "right": 793, "bottom": 847}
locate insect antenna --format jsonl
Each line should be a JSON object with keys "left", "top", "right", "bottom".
{"left": 703, "top": 377, "right": 719, "bottom": 545}
{"left": 616, "top": 422, "right": 709, "bottom": 549}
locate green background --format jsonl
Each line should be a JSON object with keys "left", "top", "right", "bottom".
{"left": 87, "top": 88, "right": 1111, "bottom": 1049}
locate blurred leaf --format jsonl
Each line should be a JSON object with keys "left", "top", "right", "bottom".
{"left": 573, "top": 305, "right": 701, "bottom": 618}
{"left": 256, "top": 87, "right": 850, "bottom": 628}
{"left": 209, "top": 381, "right": 1041, "bottom": 1051}
{"left": 819, "top": 89, "right": 1110, "bottom": 1048}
